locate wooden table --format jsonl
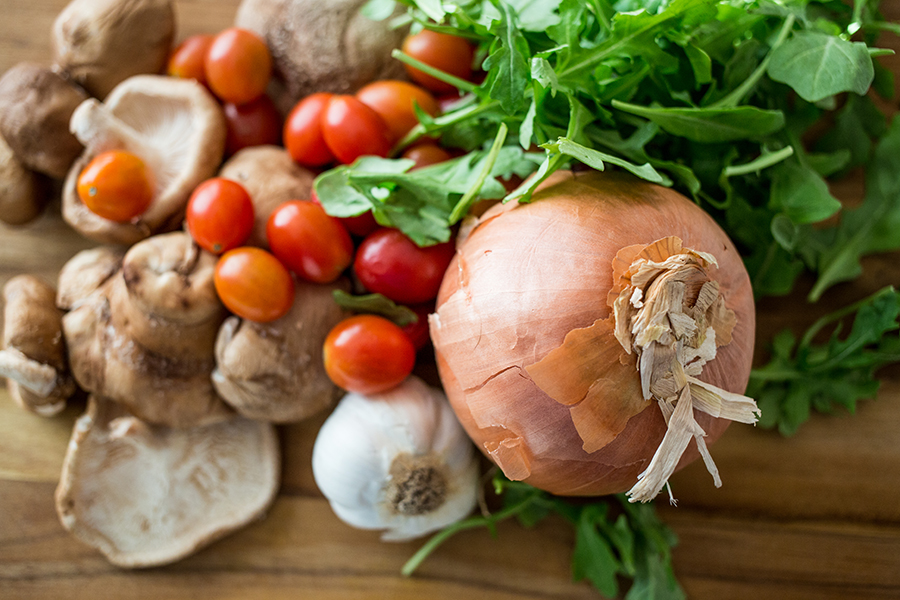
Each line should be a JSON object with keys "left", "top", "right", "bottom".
{"left": 2, "top": 1, "right": 899, "bottom": 598}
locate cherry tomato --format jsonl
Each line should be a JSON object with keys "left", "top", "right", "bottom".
{"left": 401, "top": 30, "right": 475, "bottom": 94}
{"left": 354, "top": 228, "right": 455, "bottom": 305}
{"left": 310, "top": 189, "right": 378, "bottom": 238}
{"left": 186, "top": 178, "right": 254, "bottom": 254}
{"left": 402, "top": 303, "right": 434, "bottom": 351}
{"left": 401, "top": 143, "right": 452, "bottom": 170}
{"left": 167, "top": 34, "right": 214, "bottom": 84}
{"left": 284, "top": 93, "right": 335, "bottom": 167}
{"left": 266, "top": 200, "right": 354, "bottom": 283}
{"left": 205, "top": 28, "right": 271, "bottom": 105}
{"left": 76, "top": 150, "right": 153, "bottom": 223}
{"left": 214, "top": 247, "right": 294, "bottom": 323}
{"left": 321, "top": 95, "right": 391, "bottom": 165}
{"left": 323, "top": 314, "right": 416, "bottom": 394}
{"left": 355, "top": 80, "right": 439, "bottom": 145}
{"left": 223, "top": 94, "right": 282, "bottom": 155}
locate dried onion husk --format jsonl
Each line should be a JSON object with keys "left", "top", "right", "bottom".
{"left": 430, "top": 170, "right": 756, "bottom": 499}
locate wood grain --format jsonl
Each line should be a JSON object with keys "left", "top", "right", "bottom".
{"left": 2, "top": 1, "right": 900, "bottom": 599}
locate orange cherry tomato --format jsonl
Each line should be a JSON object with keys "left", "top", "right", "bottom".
{"left": 266, "top": 200, "right": 354, "bottom": 283}
{"left": 167, "top": 34, "right": 214, "bottom": 84}
{"left": 355, "top": 80, "right": 439, "bottom": 145}
{"left": 223, "top": 94, "right": 282, "bottom": 155}
{"left": 76, "top": 150, "right": 154, "bottom": 223}
{"left": 323, "top": 314, "right": 416, "bottom": 395}
{"left": 205, "top": 28, "right": 272, "bottom": 105}
{"left": 214, "top": 247, "right": 294, "bottom": 323}
{"left": 321, "top": 95, "right": 391, "bottom": 165}
{"left": 401, "top": 30, "right": 475, "bottom": 94}
{"left": 284, "top": 92, "right": 335, "bottom": 167}
{"left": 186, "top": 178, "right": 255, "bottom": 254}
{"left": 401, "top": 143, "right": 452, "bottom": 170}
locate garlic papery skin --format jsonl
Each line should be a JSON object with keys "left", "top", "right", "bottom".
{"left": 311, "top": 376, "right": 479, "bottom": 542}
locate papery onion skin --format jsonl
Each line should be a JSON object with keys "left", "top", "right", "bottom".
{"left": 430, "top": 170, "right": 755, "bottom": 497}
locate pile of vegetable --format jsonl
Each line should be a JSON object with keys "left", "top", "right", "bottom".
{"left": 1, "top": 0, "right": 899, "bottom": 597}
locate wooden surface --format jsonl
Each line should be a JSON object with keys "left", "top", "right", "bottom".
{"left": 2, "top": 1, "right": 900, "bottom": 598}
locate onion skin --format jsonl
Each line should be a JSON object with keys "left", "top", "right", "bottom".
{"left": 430, "top": 170, "right": 755, "bottom": 497}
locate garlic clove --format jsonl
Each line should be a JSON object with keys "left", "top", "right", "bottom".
{"left": 312, "top": 376, "right": 479, "bottom": 542}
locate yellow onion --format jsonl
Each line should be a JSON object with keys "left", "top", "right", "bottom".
{"left": 429, "top": 170, "right": 756, "bottom": 500}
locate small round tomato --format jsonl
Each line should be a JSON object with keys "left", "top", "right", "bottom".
{"left": 205, "top": 28, "right": 271, "bottom": 105}
{"left": 401, "top": 143, "right": 452, "bottom": 170}
{"left": 223, "top": 94, "right": 282, "bottom": 155}
{"left": 323, "top": 314, "right": 416, "bottom": 394}
{"left": 402, "top": 30, "right": 475, "bottom": 93}
{"left": 310, "top": 189, "right": 378, "bottom": 238}
{"left": 214, "top": 247, "right": 294, "bottom": 323}
{"left": 167, "top": 34, "right": 214, "bottom": 84}
{"left": 266, "top": 200, "right": 354, "bottom": 283}
{"left": 186, "top": 178, "right": 254, "bottom": 254}
{"left": 321, "top": 95, "right": 391, "bottom": 165}
{"left": 402, "top": 303, "right": 434, "bottom": 351}
{"left": 284, "top": 92, "right": 335, "bottom": 167}
{"left": 354, "top": 228, "right": 455, "bottom": 305}
{"left": 76, "top": 150, "right": 153, "bottom": 223}
{"left": 355, "top": 80, "right": 439, "bottom": 145}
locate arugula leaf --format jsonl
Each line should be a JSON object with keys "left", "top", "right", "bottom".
{"left": 749, "top": 287, "right": 900, "bottom": 435}
{"left": 767, "top": 30, "right": 875, "bottom": 102}
{"left": 769, "top": 161, "right": 842, "bottom": 224}
{"left": 331, "top": 291, "right": 419, "bottom": 326}
{"left": 482, "top": 2, "right": 531, "bottom": 114}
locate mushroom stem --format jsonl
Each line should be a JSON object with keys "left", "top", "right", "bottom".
{"left": 0, "top": 348, "right": 58, "bottom": 397}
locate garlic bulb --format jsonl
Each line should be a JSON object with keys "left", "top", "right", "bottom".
{"left": 312, "top": 376, "right": 479, "bottom": 541}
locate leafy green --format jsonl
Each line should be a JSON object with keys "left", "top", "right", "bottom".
{"left": 749, "top": 287, "right": 900, "bottom": 435}
{"left": 402, "top": 473, "right": 683, "bottom": 599}
{"left": 331, "top": 290, "right": 419, "bottom": 326}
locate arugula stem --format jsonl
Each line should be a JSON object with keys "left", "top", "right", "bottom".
{"left": 723, "top": 146, "right": 795, "bottom": 177}
{"left": 449, "top": 123, "right": 509, "bottom": 223}
{"left": 393, "top": 99, "right": 501, "bottom": 152}
{"left": 391, "top": 49, "right": 479, "bottom": 94}
{"left": 710, "top": 14, "right": 796, "bottom": 108}
{"left": 799, "top": 286, "right": 896, "bottom": 350}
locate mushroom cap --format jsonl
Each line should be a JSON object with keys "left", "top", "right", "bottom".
{"left": 0, "top": 63, "right": 87, "bottom": 179}
{"left": 56, "top": 246, "right": 125, "bottom": 311}
{"left": 53, "top": 0, "right": 176, "bottom": 100}
{"left": 218, "top": 145, "right": 315, "bottom": 248}
{"left": 234, "top": 0, "right": 408, "bottom": 110}
{"left": 56, "top": 396, "right": 280, "bottom": 568}
{"left": 63, "top": 75, "right": 226, "bottom": 245}
{"left": 213, "top": 278, "right": 349, "bottom": 422}
{"left": 0, "top": 131, "right": 47, "bottom": 226}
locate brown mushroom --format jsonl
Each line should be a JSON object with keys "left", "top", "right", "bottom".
{"left": 0, "top": 131, "right": 48, "bottom": 226}
{"left": 62, "top": 232, "right": 233, "bottom": 427}
{"left": 218, "top": 145, "right": 315, "bottom": 248}
{"left": 213, "top": 278, "right": 349, "bottom": 422}
{"left": 0, "top": 63, "right": 88, "bottom": 179}
{"left": 0, "top": 275, "right": 77, "bottom": 416}
{"left": 62, "top": 75, "right": 226, "bottom": 244}
{"left": 56, "top": 396, "right": 280, "bottom": 568}
{"left": 52, "top": 0, "right": 176, "bottom": 100}
{"left": 234, "top": 0, "right": 407, "bottom": 110}
{"left": 56, "top": 245, "right": 125, "bottom": 311}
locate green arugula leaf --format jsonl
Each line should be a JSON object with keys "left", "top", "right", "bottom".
{"left": 548, "top": 137, "right": 671, "bottom": 184}
{"left": 767, "top": 30, "right": 875, "bottom": 102}
{"left": 769, "top": 161, "right": 842, "bottom": 224}
{"left": 331, "top": 291, "right": 419, "bottom": 326}
{"left": 572, "top": 505, "right": 622, "bottom": 597}
{"left": 482, "top": 1, "right": 531, "bottom": 113}
{"left": 611, "top": 100, "right": 786, "bottom": 142}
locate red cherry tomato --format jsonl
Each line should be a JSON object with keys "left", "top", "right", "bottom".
{"left": 401, "top": 30, "right": 475, "bottom": 94}
{"left": 401, "top": 143, "right": 452, "bottom": 170}
{"left": 214, "top": 247, "right": 294, "bottom": 323}
{"left": 310, "top": 189, "right": 378, "bottom": 238}
{"left": 402, "top": 303, "right": 434, "bottom": 351}
{"left": 354, "top": 228, "right": 455, "bottom": 305}
{"left": 223, "top": 95, "right": 282, "bottom": 155}
{"left": 355, "top": 80, "right": 439, "bottom": 145}
{"left": 284, "top": 92, "right": 335, "bottom": 167}
{"left": 323, "top": 314, "right": 416, "bottom": 395}
{"left": 321, "top": 95, "right": 391, "bottom": 165}
{"left": 266, "top": 200, "right": 354, "bottom": 283}
{"left": 76, "top": 150, "right": 153, "bottom": 223}
{"left": 167, "top": 34, "right": 214, "bottom": 84}
{"left": 186, "top": 178, "right": 254, "bottom": 254}
{"left": 205, "top": 28, "right": 271, "bottom": 105}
